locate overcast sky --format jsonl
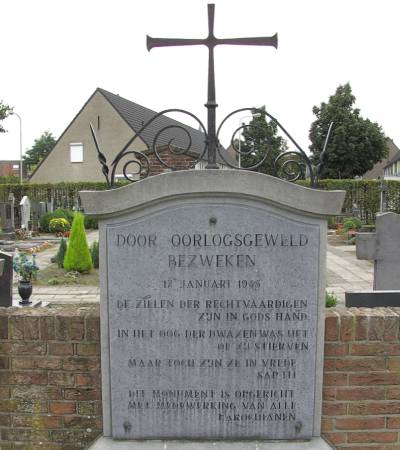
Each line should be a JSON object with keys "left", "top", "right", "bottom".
{"left": 1, "top": 0, "right": 400, "bottom": 162}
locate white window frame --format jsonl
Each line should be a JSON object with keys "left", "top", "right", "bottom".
{"left": 70, "top": 143, "right": 83, "bottom": 163}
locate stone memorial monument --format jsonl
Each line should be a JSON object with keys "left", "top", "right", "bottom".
{"left": 346, "top": 212, "right": 400, "bottom": 307}
{"left": 81, "top": 172, "right": 344, "bottom": 448}
{"left": 81, "top": 4, "right": 345, "bottom": 447}
{"left": 0, "top": 193, "right": 15, "bottom": 237}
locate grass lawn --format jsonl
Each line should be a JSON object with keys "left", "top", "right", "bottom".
{"left": 34, "top": 263, "right": 99, "bottom": 286}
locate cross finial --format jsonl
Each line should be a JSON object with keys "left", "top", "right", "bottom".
{"left": 147, "top": 4, "right": 278, "bottom": 168}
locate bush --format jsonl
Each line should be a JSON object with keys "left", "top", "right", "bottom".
{"left": 49, "top": 218, "right": 70, "bottom": 234}
{"left": 63, "top": 213, "right": 93, "bottom": 273}
{"left": 90, "top": 241, "right": 99, "bottom": 268}
{"left": 40, "top": 209, "right": 74, "bottom": 232}
{"left": 326, "top": 292, "right": 338, "bottom": 308}
{"left": 56, "top": 238, "right": 67, "bottom": 268}
{"left": 343, "top": 217, "right": 363, "bottom": 232}
{"left": 84, "top": 215, "right": 98, "bottom": 230}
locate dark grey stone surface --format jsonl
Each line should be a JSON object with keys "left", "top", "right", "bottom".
{"left": 0, "top": 251, "right": 13, "bottom": 307}
{"left": 345, "top": 290, "right": 400, "bottom": 307}
{"left": 106, "top": 201, "right": 320, "bottom": 440}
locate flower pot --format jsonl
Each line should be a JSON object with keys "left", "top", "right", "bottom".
{"left": 18, "top": 281, "right": 33, "bottom": 305}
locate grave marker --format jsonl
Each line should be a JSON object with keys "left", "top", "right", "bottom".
{"left": 0, "top": 251, "right": 13, "bottom": 307}
{"left": 20, "top": 196, "right": 31, "bottom": 230}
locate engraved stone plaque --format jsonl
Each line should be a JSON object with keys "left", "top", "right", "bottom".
{"left": 107, "top": 200, "right": 319, "bottom": 439}
{"left": 81, "top": 170, "right": 345, "bottom": 443}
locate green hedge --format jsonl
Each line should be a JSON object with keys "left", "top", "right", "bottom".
{"left": 297, "top": 179, "right": 400, "bottom": 223}
{"left": 0, "top": 182, "right": 117, "bottom": 209}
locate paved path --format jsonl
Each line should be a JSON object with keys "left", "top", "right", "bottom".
{"left": 16, "top": 234, "right": 373, "bottom": 307}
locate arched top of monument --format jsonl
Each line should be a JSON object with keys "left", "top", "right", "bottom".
{"left": 80, "top": 170, "right": 345, "bottom": 219}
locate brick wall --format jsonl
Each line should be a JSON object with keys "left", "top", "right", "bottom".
{"left": 0, "top": 305, "right": 102, "bottom": 449}
{"left": 1, "top": 306, "right": 400, "bottom": 449}
{"left": 323, "top": 308, "right": 400, "bottom": 449}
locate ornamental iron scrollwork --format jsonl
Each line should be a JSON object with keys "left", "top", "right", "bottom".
{"left": 91, "top": 4, "right": 332, "bottom": 189}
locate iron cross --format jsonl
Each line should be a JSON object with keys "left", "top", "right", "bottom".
{"left": 147, "top": 3, "right": 278, "bottom": 168}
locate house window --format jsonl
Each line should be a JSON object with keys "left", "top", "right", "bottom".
{"left": 70, "top": 143, "right": 83, "bottom": 163}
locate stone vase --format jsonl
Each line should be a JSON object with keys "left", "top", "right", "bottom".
{"left": 18, "top": 280, "right": 32, "bottom": 305}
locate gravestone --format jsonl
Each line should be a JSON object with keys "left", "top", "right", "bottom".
{"left": 356, "top": 212, "right": 400, "bottom": 290}
{"left": 81, "top": 170, "right": 344, "bottom": 448}
{"left": 0, "top": 251, "right": 13, "bottom": 307}
{"left": 20, "top": 196, "right": 31, "bottom": 230}
{"left": 346, "top": 212, "right": 400, "bottom": 307}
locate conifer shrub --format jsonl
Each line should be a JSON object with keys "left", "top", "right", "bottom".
{"left": 56, "top": 238, "right": 67, "bottom": 268}
{"left": 90, "top": 241, "right": 99, "bottom": 269}
{"left": 63, "top": 213, "right": 93, "bottom": 272}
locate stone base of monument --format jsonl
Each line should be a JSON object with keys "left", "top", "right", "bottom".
{"left": 89, "top": 437, "right": 333, "bottom": 449}
{"left": 346, "top": 290, "right": 400, "bottom": 307}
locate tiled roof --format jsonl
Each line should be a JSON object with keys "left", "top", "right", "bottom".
{"left": 98, "top": 88, "right": 234, "bottom": 165}
{"left": 98, "top": 88, "right": 207, "bottom": 156}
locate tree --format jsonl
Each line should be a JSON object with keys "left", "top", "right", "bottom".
{"left": 63, "top": 213, "right": 93, "bottom": 273}
{"left": 309, "top": 83, "right": 388, "bottom": 179}
{"left": 0, "top": 101, "right": 13, "bottom": 133}
{"left": 240, "top": 106, "right": 287, "bottom": 176}
{"left": 23, "top": 131, "right": 56, "bottom": 172}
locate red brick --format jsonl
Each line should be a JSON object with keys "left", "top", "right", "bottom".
{"left": 12, "top": 385, "right": 63, "bottom": 401}
{"left": 322, "top": 402, "right": 347, "bottom": 415}
{"left": 387, "top": 387, "right": 400, "bottom": 400}
{"left": 12, "top": 356, "right": 62, "bottom": 370}
{"left": 384, "top": 315, "right": 400, "bottom": 341}
{"left": 10, "top": 341, "right": 46, "bottom": 355}
{"left": 0, "top": 386, "right": 10, "bottom": 398}
{"left": 76, "top": 343, "right": 100, "bottom": 356}
{"left": 40, "top": 316, "right": 55, "bottom": 340}
{"left": 348, "top": 431, "right": 398, "bottom": 443}
{"left": 0, "top": 370, "right": 48, "bottom": 385}
{"left": 55, "top": 316, "right": 70, "bottom": 340}
{"left": 325, "top": 342, "right": 348, "bottom": 356}
{"left": 24, "top": 316, "right": 40, "bottom": 340}
{"left": 62, "top": 356, "right": 100, "bottom": 371}
{"left": 49, "top": 371, "right": 75, "bottom": 386}
{"left": 387, "top": 416, "right": 400, "bottom": 428}
{"left": 336, "top": 387, "right": 385, "bottom": 401}
{"left": 2, "top": 428, "right": 50, "bottom": 442}
{"left": 339, "top": 311, "right": 355, "bottom": 342}
{"left": 351, "top": 343, "right": 400, "bottom": 356}
{"left": 63, "top": 415, "right": 102, "bottom": 429}
{"left": 14, "top": 398, "right": 47, "bottom": 413}
{"left": 368, "top": 315, "right": 385, "bottom": 340}
{"left": 86, "top": 316, "right": 100, "bottom": 341}
{"left": 324, "top": 432, "right": 346, "bottom": 445}
{"left": 323, "top": 372, "right": 348, "bottom": 386}
{"left": 9, "top": 316, "right": 24, "bottom": 339}
{"left": 0, "top": 414, "right": 11, "bottom": 426}
{"left": 63, "top": 388, "right": 101, "bottom": 401}
{"left": 323, "top": 387, "right": 336, "bottom": 401}
{"left": 13, "top": 414, "right": 62, "bottom": 429}
{"left": 77, "top": 401, "right": 101, "bottom": 415}
{"left": 335, "top": 357, "right": 385, "bottom": 372}
{"left": 70, "top": 317, "right": 85, "bottom": 340}
{"left": 336, "top": 417, "right": 385, "bottom": 430}
{"left": 48, "top": 342, "right": 74, "bottom": 355}
{"left": 75, "top": 373, "right": 100, "bottom": 386}
{"left": 350, "top": 372, "right": 400, "bottom": 386}
{"left": 387, "top": 357, "right": 400, "bottom": 371}
{"left": 324, "top": 359, "right": 335, "bottom": 371}
{"left": 349, "top": 401, "right": 400, "bottom": 415}
{"left": 49, "top": 401, "right": 76, "bottom": 415}
{"left": 325, "top": 311, "right": 339, "bottom": 341}
{"left": 355, "top": 313, "right": 369, "bottom": 340}
{"left": 321, "top": 417, "right": 333, "bottom": 432}
{"left": 0, "top": 399, "right": 16, "bottom": 412}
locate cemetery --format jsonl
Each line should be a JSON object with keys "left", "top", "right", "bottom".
{"left": 2, "top": 3, "right": 400, "bottom": 450}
